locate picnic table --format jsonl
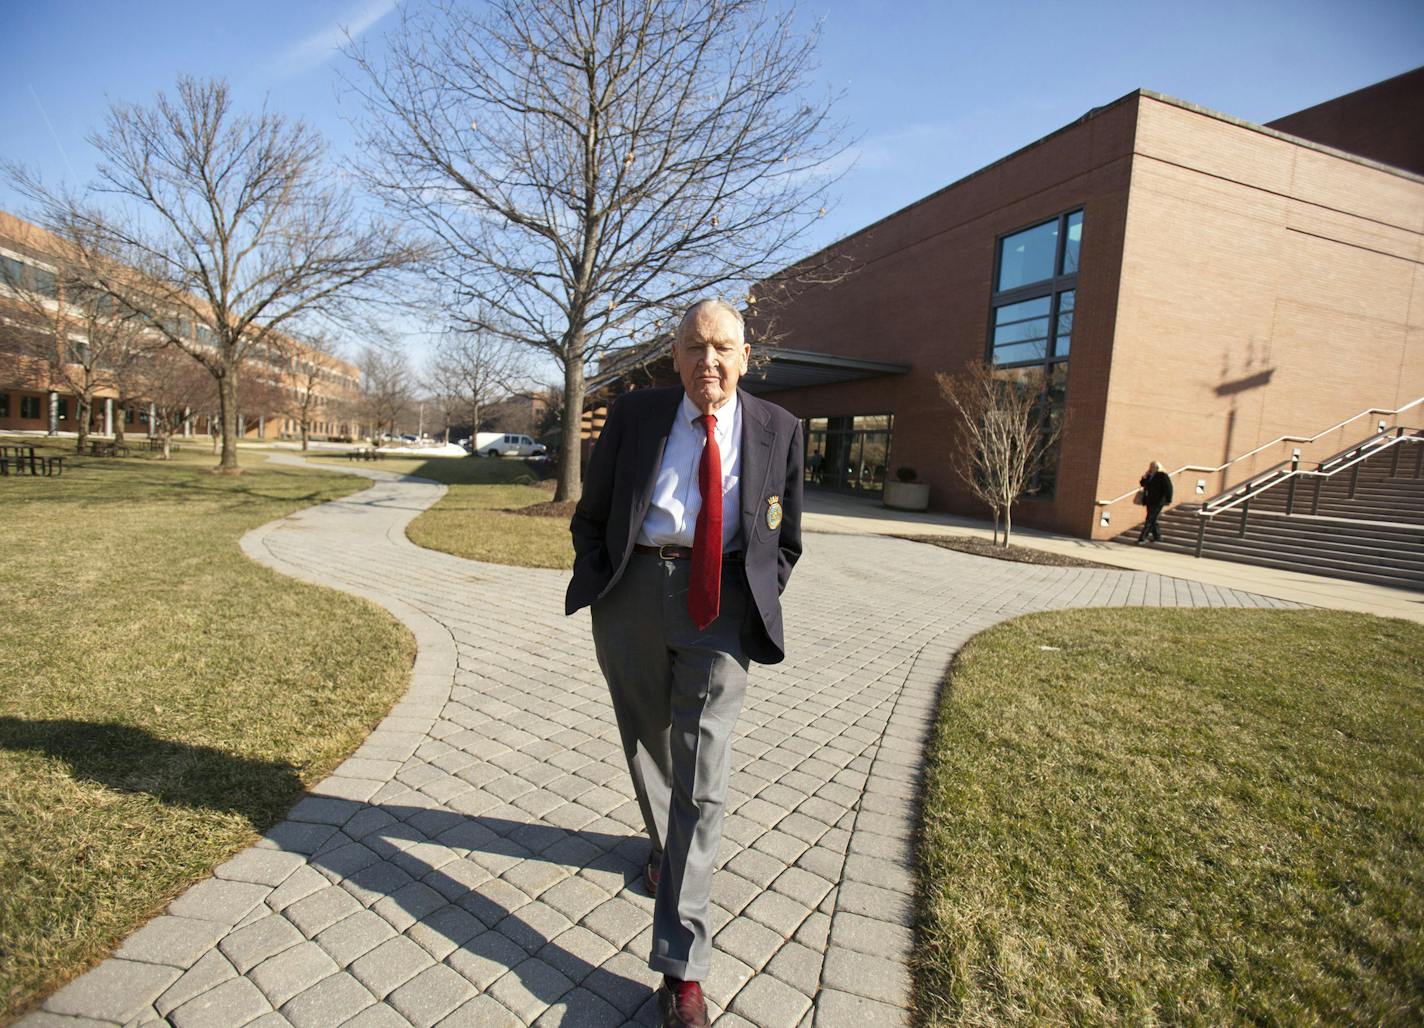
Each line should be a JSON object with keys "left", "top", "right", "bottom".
{"left": 345, "top": 448, "right": 386, "bottom": 462}
{"left": 1, "top": 444, "right": 63, "bottom": 477}
{"left": 89, "top": 440, "right": 131, "bottom": 458}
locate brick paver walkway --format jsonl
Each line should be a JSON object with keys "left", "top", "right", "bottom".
{"left": 28, "top": 461, "right": 1300, "bottom": 1027}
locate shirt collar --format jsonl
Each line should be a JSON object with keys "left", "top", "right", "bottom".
{"left": 679, "top": 389, "right": 738, "bottom": 434}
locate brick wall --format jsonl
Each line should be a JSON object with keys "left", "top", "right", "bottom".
{"left": 752, "top": 95, "right": 1140, "bottom": 535}
{"left": 1265, "top": 66, "right": 1424, "bottom": 177}
{"left": 1096, "top": 95, "right": 1424, "bottom": 537}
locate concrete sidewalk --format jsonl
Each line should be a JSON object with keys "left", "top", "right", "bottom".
{"left": 27, "top": 461, "right": 1302, "bottom": 1028}
{"left": 803, "top": 491, "right": 1424, "bottom": 624}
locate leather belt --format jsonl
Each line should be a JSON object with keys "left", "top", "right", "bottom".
{"left": 634, "top": 544, "right": 744, "bottom": 561}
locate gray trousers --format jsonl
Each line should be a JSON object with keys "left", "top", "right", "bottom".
{"left": 591, "top": 553, "right": 750, "bottom": 981}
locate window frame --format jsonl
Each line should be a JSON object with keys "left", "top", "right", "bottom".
{"left": 987, "top": 208, "right": 1082, "bottom": 370}
{"left": 984, "top": 208, "right": 1083, "bottom": 499}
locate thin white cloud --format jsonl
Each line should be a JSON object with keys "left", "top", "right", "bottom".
{"left": 271, "top": 0, "right": 399, "bottom": 77}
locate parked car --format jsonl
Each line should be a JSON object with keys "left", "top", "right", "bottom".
{"left": 472, "top": 432, "right": 546, "bottom": 457}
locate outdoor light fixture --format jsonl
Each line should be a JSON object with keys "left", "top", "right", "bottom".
{"left": 1100, "top": 510, "right": 1110, "bottom": 526}
{"left": 1379, "top": 419, "right": 1388, "bottom": 432}
{"left": 1196, "top": 479, "right": 1206, "bottom": 493}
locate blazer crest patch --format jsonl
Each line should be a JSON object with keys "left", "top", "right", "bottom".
{"left": 765, "top": 495, "right": 783, "bottom": 531}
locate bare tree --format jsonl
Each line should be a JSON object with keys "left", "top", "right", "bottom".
{"left": 426, "top": 328, "right": 525, "bottom": 443}
{"left": 419, "top": 359, "right": 463, "bottom": 445}
{"left": 0, "top": 218, "right": 157, "bottom": 452}
{"left": 234, "top": 361, "right": 291, "bottom": 441}
{"left": 936, "top": 362, "right": 1063, "bottom": 547}
{"left": 537, "top": 382, "right": 564, "bottom": 440}
{"left": 131, "top": 344, "right": 215, "bottom": 459}
{"left": 347, "top": 0, "right": 846, "bottom": 500}
{"left": 277, "top": 333, "right": 349, "bottom": 451}
{"left": 10, "top": 77, "right": 423, "bottom": 473}
{"left": 358, "top": 344, "right": 412, "bottom": 443}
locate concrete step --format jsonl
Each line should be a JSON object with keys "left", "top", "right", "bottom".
{"left": 1121, "top": 507, "right": 1424, "bottom": 592}
{"left": 1136, "top": 539, "right": 1424, "bottom": 591}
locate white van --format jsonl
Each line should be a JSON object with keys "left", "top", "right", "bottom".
{"left": 473, "top": 432, "right": 546, "bottom": 457}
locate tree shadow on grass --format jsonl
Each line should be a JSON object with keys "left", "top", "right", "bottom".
{"left": 0, "top": 717, "right": 304, "bottom": 828}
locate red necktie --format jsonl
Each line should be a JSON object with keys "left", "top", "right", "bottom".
{"left": 689, "top": 414, "right": 722, "bottom": 629}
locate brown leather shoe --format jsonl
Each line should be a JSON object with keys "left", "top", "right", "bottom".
{"left": 659, "top": 977, "right": 709, "bottom": 1028}
{"left": 643, "top": 848, "right": 662, "bottom": 895}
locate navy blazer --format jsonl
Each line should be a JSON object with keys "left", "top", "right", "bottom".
{"left": 566, "top": 386, "right": 804, "bottom": 664}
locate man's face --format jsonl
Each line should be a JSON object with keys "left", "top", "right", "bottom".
{"left": 672, "top": 305, "right": 750, "bottom": 414}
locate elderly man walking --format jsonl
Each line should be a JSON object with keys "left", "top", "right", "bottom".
{"left": 566, "top": 299, "right": 804, "bottom": 1026}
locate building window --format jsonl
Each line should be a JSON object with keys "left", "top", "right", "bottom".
{"left": 56, "top": 398, "right": 68, "bottom": 421}
{"left": 987, "top": 209, "right": 1081, "bottom": 497}
{"left": 0, "top": 393, "right": 8, "bottom": 418}
{"left": 990, "top": 210, "right": 1080, "bottom": 368}
{"left": 1, "top": 254, "right": 58, "bottom": 298}
{"left": 804, "top": 414, "right": 893, "bottom": 497}
{"left": 20, "top": 395, "right": 42, "bottom": 419}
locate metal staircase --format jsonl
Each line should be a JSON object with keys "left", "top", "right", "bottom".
{"left": 1124, "top": 429, "right": 1424, "bottom": 591}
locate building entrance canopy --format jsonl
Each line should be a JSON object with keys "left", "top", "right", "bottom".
{"left": 738, "top": 348, "right": 908, "bottom": 394}
{"left": 586, "top": 343, "right": 907, "bottom": 404}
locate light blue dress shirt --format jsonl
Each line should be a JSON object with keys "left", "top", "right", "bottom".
{"left": 636, "top": 390, "right": 743, "bottom": 551}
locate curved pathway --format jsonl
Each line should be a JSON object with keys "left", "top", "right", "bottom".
{"left": 29, "top": 460, "right": 1299, "bottom": 1028}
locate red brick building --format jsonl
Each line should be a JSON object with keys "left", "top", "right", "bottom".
{"left": 596, "top": 72, "right": 1424, "bottom": 540}
{"left": 0, "top": 210, "right": 363, "bottom": 442}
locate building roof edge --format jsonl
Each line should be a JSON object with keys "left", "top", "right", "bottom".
{"left": 1135, "top": 89, "right": 1424, "bottom": 186}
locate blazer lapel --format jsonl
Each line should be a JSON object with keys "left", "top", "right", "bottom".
{"left": 632, "top": 389, "right": 682, "bottom": 518}
{"left": 739, "top": 391, "right": 776, "bottom": 539}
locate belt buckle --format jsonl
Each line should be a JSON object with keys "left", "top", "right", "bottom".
{"left": 658, "top": 543, "right": 681, "bottom": 560}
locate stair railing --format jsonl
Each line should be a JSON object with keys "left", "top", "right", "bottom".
{"left": 1096, "top": 396, "right": 1424, "bottom": 521}
{"left": 1189, "top": 427, "right": 1423, "bottom": 557}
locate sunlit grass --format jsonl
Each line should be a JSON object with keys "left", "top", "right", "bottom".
{"left": 915, "top": 608, "right": 1424, "bottom": 1026}
{"left": 0, "top": 440, "right": 414, "bottom": 1017}
{"left": 309, "top": 452, "right": 575, "bottom": 570}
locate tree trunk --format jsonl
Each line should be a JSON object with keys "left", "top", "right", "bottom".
{"left": 1002, "top": 505, "right": 1013, "bottom": 547}
{"left": 77, "top": 395, "right": 92, "bottom": 454}
{"left": 114, "top": 402, "right": 127, "bottom": 445}
{"left": 160, "top": 431, "right": 172, "bottom": 460}
{"left": 218, "top": 373, "right": 240, "bottom": 471}
{"left": 555, "top": 359, "right": 585, "bottom": 503}
{"left": 301, "top": 423, "right": 309, "bottom": 452}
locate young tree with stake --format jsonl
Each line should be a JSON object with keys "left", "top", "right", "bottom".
{"left": 937, "top": 361, "right": 1063, "bottom": 547}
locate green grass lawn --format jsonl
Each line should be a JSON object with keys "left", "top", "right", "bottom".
{"left": 309, "top": 452, "right": 574, "bottom": 569}
{"left": 915, "top": 607, "right": 1424, "bottom": 1026}
{"left": 0, "top": 438, "right": 415, "bottom": 1018}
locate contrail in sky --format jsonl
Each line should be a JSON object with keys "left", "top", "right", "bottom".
{"left": 27, "top": 84, "right": 77, "bottom": 183}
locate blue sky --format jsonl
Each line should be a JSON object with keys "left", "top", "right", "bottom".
{"left": 1, "top": 0, "right": 1420, "bottom": 360}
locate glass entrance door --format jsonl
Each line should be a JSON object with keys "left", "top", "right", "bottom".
{"left": 805, "top": 414, "right": 892, "bottom": 498}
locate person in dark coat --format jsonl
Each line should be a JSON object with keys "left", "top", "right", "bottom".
{"left": 1137, "top": 460, "right": 1174, "bottom": 543}
{"left": 566, "top": 299, "right": 803, "bottom": 1027}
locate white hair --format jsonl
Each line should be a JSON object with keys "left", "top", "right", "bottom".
{"left": 675, "top": 298, "right": 745, "bottom": 343}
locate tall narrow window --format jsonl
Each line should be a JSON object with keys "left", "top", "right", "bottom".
{"left": 988, "top": 209, "right": 1082, "bottom": 497}
{"left": 990, "top": 209, "right": 1080, "bottom": 369}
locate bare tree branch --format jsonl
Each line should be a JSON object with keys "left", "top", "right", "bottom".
{"left": 937, "top": 362, "right": 1063, "bottom": 546}
{"left": 10, "top": 77, "right": 425, "bottom": 472}
{"left": 345, "top": 0, "right": 848, "bottom": 499}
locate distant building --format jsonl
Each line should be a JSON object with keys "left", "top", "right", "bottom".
{"left": 0, "top": 210, "right": 362, "bottom": 441}
{"left": 588, "top": 69, "right": 1424, "bottom": 539}
{"left": 483, "top": 390, "right": 553, "bottom": 437}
